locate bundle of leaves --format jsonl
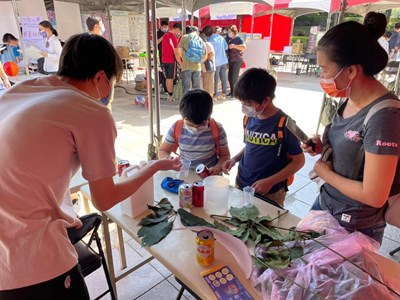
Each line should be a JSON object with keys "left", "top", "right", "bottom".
{"left": 137, "top": 199, "right": 320, "bottom": 272}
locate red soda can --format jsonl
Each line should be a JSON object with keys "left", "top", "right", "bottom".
{"left": 192, "top": 181, "right": 204, "bottom": 207}
{"left": 196, "top": 163, "right": 212, "bottom": 179}
{"left": 118, "top": 160, "right": 130, "bottom": 176}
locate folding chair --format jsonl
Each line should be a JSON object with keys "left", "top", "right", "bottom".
{"left": 67, "top": 213, "right": 116, "bottom": 300}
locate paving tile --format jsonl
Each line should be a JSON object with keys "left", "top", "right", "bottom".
{"left": 167, "top": 275, "right": 198, "bottom": 300}
{"left": 284, "top": 194, "right": 312, "bottom": 219}
{"left": 378, "top": 237, "right": 400, "bottom": 261}
{"left": 285, "top": 182, "right": 319, "bottom": 207}
{"left": 135, "top": 279, "right": 180, "bottom": 300}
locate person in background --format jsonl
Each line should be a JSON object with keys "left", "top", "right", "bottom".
{"left": 389, "top": 22, "right": 400, "bottom": 55}
{"left": 159, "top": 89, "right": 230, "bottom": 174}
{"left": 215, "top": 26, "right": 222, "bottom": 35}
{"left": 200, "top": 32, "right": 216, "bottom": 99}
{"left": 86, "top": 15, "right": 115, "bottom": 111}
{"left": 226, "top": 25, "right": 246, "bottom": 98}
{"left": 157, "top": 20, "right": 169, "bottom": 94}
{"left": 38, "top": 20, "right": 62, "bottom": 74}
{"left": 162, "top": 23, "right": 181, "bottom": 101}
{"left": 222, "top": 68, "right": 305, "bottom": 207}
{"left": 175, "top": 26, "right": 207, "bottom": 95}
{"left": 378, "top": 31, "right": 392, "bottom": 56}
{"left": 0, "top": 33, "right": 181, "bottom": 299}
{"left": 0, "top": 61, "right": 11, "bottom": 89}
{"left": 221, "top": 26, "right": 229, "bottom": 42}
{"left": 2, "top": 33, "right": 22, "bottom": 63}
{"left": 86, "top": 15, "right": 105, "bottom": 36}
{"left": 303, "top": 12, "right": 400, "bottom": 244}
{"left": 204, "top": 25, "right": 228, "bottom": 100}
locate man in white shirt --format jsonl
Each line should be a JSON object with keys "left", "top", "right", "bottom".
{"left": 0, "top": 33, "right": 181, "bottom": 299}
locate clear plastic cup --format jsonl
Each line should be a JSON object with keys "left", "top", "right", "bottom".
{"left": 178, "top": 157, "right": 191, "bottom": 179}
{"left": 243, "top": 186, "right": 255, "bottom": 208}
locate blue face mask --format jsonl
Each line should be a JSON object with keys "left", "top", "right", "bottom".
{"left": 40, "top": 30, "right": 47, "bottom": 38}
{"left": 96, "top": 77, "right": 112, "bottom": 106}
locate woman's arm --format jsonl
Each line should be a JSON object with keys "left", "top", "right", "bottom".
{"left": 315, "top": 152, "right": 397, "bottom": 208}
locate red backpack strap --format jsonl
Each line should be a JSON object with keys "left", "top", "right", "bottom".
{"left": 172, "top": 119, "right": 184, "bottom": 154}
{"left": 209, "top": 118, "right": 220, "bottom": 157}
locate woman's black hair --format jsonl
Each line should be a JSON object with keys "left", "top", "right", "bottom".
{"left": 39, "top": 20, "right": 58, "bottom": 37}
{"left": 234, "top": 68, "right": 276, "bottom": 104}
{"left": 179, "top": 89, "right": 213, "bottom": 125}
{"left": 317, "top": 12, "right": 388, "bottom": 76}
{"left": 57, "top": 33, "right": 123, "bottom": 82}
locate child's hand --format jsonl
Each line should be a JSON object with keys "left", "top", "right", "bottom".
{"left": 222, "top": 159, "right": 236, "bottom": 175}
{"left": 209, "top": 166, "right": 222, "bottom": 175}
{"left": 252, "top": 178, "right": 274, "bottom": 196}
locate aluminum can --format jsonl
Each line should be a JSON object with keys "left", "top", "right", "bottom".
{"left": 196, "top": 230, "right": 214, "bottom": 266}
{"left": 196, "top": 163, "right": 212, "bottom": 179}
{"left": 118, "top": 160, "right": 130, "bottom": 177}
{"left": 178, "top": 183, "right": 193, "bottom": 208}
{"left": 192, "top": 181, "right": 204, "bottom": 207}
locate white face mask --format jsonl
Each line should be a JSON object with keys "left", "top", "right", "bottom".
{"left": 184, "top": 123, "right": 208, "bottom": 135}
{"left": 242, "top": 104, "right": 262, "bottom": 118}
{"left": 161, "top": 27, "right": 168, "bottom": 33}
{"left": 100, "top": 23, "right": 106, "bottom": 35}
{"left": 228, "top": 32, "right": 233, "bottom": 38}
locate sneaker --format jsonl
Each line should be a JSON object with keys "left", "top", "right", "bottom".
{"left": 227, "top": 93, "right": 234, "bottom": 98}
{"left": 167, "top": 95, "right": 174, "bottom": 102}
{"left": 217, "top": 94, "right": 226, "bottom": 100}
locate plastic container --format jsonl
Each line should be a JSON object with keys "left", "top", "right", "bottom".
{"left": 120, "top": 162, "right": 154, "bottom": 218}
{"left": 203, "top": 176, "right": 230, "bottom": 215}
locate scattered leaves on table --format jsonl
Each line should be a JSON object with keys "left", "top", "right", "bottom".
{"left": 138, "top": 198, "right": 321, "bottom": 272}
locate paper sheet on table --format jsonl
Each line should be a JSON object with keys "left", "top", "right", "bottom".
{"left": 20, "top": 46, "right": 42, "bottom": 59}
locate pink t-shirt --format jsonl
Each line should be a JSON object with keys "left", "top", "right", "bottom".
{"left": 0, "top": 76, "right": 117, "bottom": 289}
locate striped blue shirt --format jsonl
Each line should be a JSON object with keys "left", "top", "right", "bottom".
{"left": 164, "top": 121, "right": 228, "bottom": 169}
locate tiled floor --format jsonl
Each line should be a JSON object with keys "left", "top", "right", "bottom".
{"left": 81, "top": 70, "right": 400, "bottom": 299}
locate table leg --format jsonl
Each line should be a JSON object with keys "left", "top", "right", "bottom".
{"left": 101, "top": 213, "right": 118, "bottom": 299}
{"left": 116, "top": 225, "right": 127, "bottom": 269}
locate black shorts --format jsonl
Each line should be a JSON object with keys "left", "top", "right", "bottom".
{"left": 0, "top": 264, "right": 89, "bottom": 300}
{"left": 162, "top": 63, "right": 176, "bottom": 79}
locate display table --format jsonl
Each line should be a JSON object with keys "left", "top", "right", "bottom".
{"left": 97, "top": 170, "right": 400, "bottom": 299}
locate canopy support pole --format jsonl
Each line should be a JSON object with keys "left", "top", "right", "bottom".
{"left": 144, "top": 0, "right": 154, "bottom": 150}
{"left": 11, "top": 0, "right": 29, "bottom": 77}
{"left": 151, "top": 0, "right": 161, "bottom": 139}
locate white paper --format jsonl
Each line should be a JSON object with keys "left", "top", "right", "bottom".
{"left": 20, "top": 46, "right": 42, "bottom": 59}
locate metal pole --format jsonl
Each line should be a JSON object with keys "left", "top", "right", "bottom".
{"left": 144, "top": 0, "right": 154, "bottom": 148}
{"left": 11, "top": 0, "right": 29, "bottom": 77}
{"left": 151, "top": 0, "right": 161, "bottom": 139}
{"left": 105, "top": 1, "right": 113, "bottom": 44}
{"left": 182, "top": 0, "right": 187, "bottom": 32}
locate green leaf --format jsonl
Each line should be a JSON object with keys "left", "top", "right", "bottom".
{"left": 224, "top": 217, "right": 243, "bottom": 227}
{"left": 249, "top": 225, "right": 259, "bottom": 243}
{"left": 213, "top": 220, "right": 231, "bottom": 231}
{"left": 255, "top": 215, "right": 273, "bottom": 224}
{"left": 157, "top": 198, "right": 172, "bottom": 206}
{"left": 239, "top": 228, "right": 250, "bottom": 243}
{"left": 178, "top": 208, "right": 214, "bottom": 228}
{"left": 138, "top": 214, "right": 169, "bottom": 226}
{"left": 229, "top": 206, "right": 260, "bottom": 221}
{"left": 288, "top": 246, "right": 304, "bottom": 260}
{"left": 255, "top": 224, "right": 285, "bottom": 240}
{"left": 137, "top": 221, "right": 173, "bottom": 247}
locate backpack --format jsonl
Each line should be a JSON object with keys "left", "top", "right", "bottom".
{"left": 185, "top": 34, "right": 205, "bottom": 63}
{"left": 351, "top": 99, "right": 400, "bottom": 227}
{"left": 243, "top": 115, "right": 294, "bottom": 187}
{"left": 172, "top": 118, "right": 220, "bottom": 156}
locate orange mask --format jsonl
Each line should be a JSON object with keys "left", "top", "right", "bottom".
{"left": 319, "top": 68, "right": 352, "bottom": 98}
